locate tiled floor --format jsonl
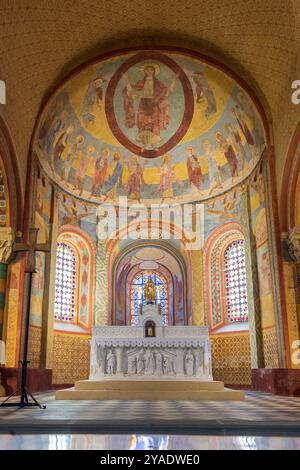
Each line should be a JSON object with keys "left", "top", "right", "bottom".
{"left": 0, "top": 391, "right": 300, "bottom": 436}
{"left": 0, "top": 434, "right": 300, "bottom": 450}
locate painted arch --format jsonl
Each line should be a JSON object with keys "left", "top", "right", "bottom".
{"left": 33, "top": 47, "right": 267, "bottom": 206}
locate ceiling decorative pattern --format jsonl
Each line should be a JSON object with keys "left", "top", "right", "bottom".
{"left": 33, "top": 48, "right": 266, "bottom": 205}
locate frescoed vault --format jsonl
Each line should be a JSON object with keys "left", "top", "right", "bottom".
{"left": 33, "top": 48, "right": 266, "bottom": 207}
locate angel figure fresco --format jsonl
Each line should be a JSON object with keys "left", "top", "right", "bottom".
{"left": 236, "top": 91, "right": 264, "bottom": 148}
{"left": 52, "top": 125, "right": 74, "bottom": 170}
{"left": 103, "top": 152, "right": 123, "bottom": 200}
{"left": 81, "top": 75, "right": 107, "bottom": 126}
{"left": 215, "top": 131, "right": 238, "bottom": 182}
{"left": 231, "top": 106, "right": 255, "bottom": 158}
{"left": 189, "top": 70, "right": 217, "bottom": 119}
{"left": 91, "top": 148, "right": 110, "bottom": 195}
{"left": 155, "top": 154, "right": 183, "bottom": 201}
{"left": 122, "top": 63, "right": 178, "bottom": 151}
{"left": 60, "top": 197, "right": 94, "bottom": 228}
{"left": 38, "top": 98, "right": 65, "bottom": 148}
{"left": 202, "top": 139, "right": 223, "bottom": 196}
{"left": 76, "top": 144, "right": 94, "bottom": 195}
{"left": 125, "top": 155, "right": 147, "bottom": 201}
{"left": 60, "top": 135, "right": 85, "bottom": 181}
{"left": 186, "top": 147, "right": 203, "bottom": 192}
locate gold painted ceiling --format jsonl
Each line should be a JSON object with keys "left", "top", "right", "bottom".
{"left": 0, "top": 0, "right": 299, "bottom": 202}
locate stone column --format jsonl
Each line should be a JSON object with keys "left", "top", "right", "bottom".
{"left": 40, "top": 192, "right": 58, "bottom": 369}
{"left": 240, "top": 188, "right": 264, "bottom": 368}
{"left": 262, "top": 162, "right": 286, "bottom": 367}
{"left": 94, "top": 239, "right": 108, "bottom": 326}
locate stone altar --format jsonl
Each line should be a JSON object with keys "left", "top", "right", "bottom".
{"left": 56, "top": 304, "right": 245, "bottom": 400}
{"left": 90, "top": 305, "right": 213, "bottom": 381}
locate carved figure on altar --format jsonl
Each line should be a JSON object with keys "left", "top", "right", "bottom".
{"left": 144, "top": 276, "right": 155, "bottom": 304}
{"left": 106, "top": 349, "right": 116, "bottom": 375}
{"left": 137, "top": 350, "right": 145, "bottom": 375}
{"left": 185, "top": 349, "right": 195, "bottom": 376}
{"left": 89, "top": 325, "right": 213, "bottom": 381}
{"left": 156, "top": 351, "right": 163, "bottom": 375}
{"left": 163, "top": 354, "right": 175, "bottom": 375}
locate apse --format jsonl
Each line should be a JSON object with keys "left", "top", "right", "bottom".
{"left": 110, "top": 242, "right": 190, "bottom": 326}
{"left": 33, "top": 47, "right": 266, "bottom": 208}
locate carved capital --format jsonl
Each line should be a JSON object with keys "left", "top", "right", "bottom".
{"left": 287, "top": 226, "right": 300, "bottom": 263}
{"left": 0, "top": 227, "right": 15, "bottom": 264}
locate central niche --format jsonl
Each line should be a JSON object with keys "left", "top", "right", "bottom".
{"left": 111, "top": 243, "right": 190, "bottom": 326}
{"left": 33, "top": 47, "right": 266, "bottom": 206}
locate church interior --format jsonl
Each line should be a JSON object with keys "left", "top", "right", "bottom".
{"left": 0, "top": 0, "right": 300, "bottom": 451}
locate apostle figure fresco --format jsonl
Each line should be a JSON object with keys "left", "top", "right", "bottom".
{"left": 61, "top": 135, "right": 85, "bottom": 181}
{"left": 190, "top": 70, "right": 217, "bottom": 118}
{"left": 92, "top": 148, "right": 109, "bottom": 195}
{"left": 215, "top": 131, "right": 238, "bottom": 182}
{"left": 52, "top": 125, "right": 74, "bottom": 170}
{"left": 155, "top": 155, "right": 182, "bottom": 200}
{"left": 125, "top": 155, "right": 147, "bottom": 201}
{"left": 76, "top": 145, "right": 94, "bottom": 195}
{"left": 104, "top": 152, "right": 123, "bottom": 200}
{"left": 81, "top": 75, "right": 107, "bottom": 126}
{"left": 186, "top": 147, "right": 203, "bottom": 192}
{"left": 202, "top": 140, "right": 223, "bottom": 196}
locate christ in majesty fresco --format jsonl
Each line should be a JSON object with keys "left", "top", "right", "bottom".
{"left": 122, "top": 63, "right": 178, "bottom": 151}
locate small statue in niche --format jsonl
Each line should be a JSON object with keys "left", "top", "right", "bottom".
{"left": 185, "top": 349, "right": 195, "bottom": 376}
{"left": 144, "top": 276, "right": 155, "bottom": 304}
{"left": 106, "top": 349, "right": 116, "bottom": 375}
{"left": 145, "top": 320, "right": 155, "bottom": 338}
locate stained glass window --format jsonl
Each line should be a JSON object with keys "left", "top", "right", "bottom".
{"left": 130, "top": 271, "right": 168, "bottom": 326}
{"left": 54, "top": 242, "right": 77, "bottom": 322}
{"left": 224, "top": 239, "right": 248, "bottom": 322}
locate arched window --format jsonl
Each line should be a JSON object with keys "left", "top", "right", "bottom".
{"left": 130, "top": 271, "right": 168, "bottom": 326}
{"left": 204, "top": 225, "right": 249, "bottom": 331}
{"left": 54, "top": 242, "right": 77, "bottom": 322}
{"left": 224, "top": 239, "right": 248, "bottom": 323}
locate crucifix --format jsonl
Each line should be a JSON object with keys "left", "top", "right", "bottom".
{"left": 0, "top": 228, "right": 50, "bottom": 409}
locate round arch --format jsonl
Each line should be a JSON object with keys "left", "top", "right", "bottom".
{"left": 109, "top": 240, "right": 191, "bottom": 325}
{"left": 56, "top": 226, "right": 96, "bottom": 331}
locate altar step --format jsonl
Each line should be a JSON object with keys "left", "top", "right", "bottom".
{"left": 55, "top": 380, "right": 245, "bottom": 401}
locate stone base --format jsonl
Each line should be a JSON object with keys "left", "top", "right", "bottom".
{"left": 55, "top": 380, "right": 245, "bottom": 401}
{"left": 0, "top": 367, "right": 52, "bottom": 395}
{"left": 252, "top": 368, "right": 300, "bottom": 396}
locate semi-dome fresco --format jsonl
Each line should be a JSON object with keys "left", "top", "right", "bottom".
{"left": 34, "top": 48, "right": 267, "bottom": 205}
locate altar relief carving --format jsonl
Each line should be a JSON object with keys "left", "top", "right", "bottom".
{"left": 90, "top": 305, "right": 212, "bottom": 381}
